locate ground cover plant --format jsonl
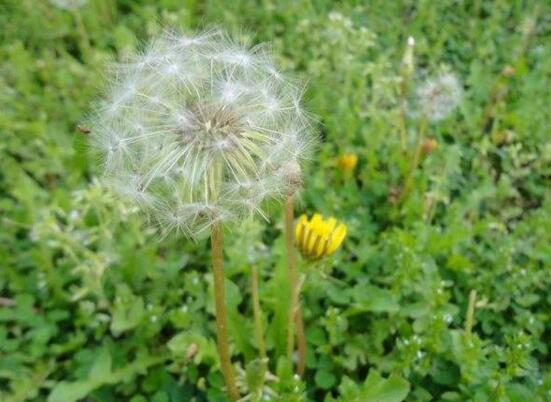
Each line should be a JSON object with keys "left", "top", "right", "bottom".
{"left": 1, "top": 0, "right": 550, "bottom": 401}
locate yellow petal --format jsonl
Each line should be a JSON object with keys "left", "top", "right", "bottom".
{"left": 315, "top": 236, "right": 326, "bottom": 258}
{"left": 326, "top": 224, "right": 347, "bottom": 255}
{"left": 325, "top": 217, "right": 337, "bottom": 233}
{"left": 311, "top": 214, "right": 323, "bottom": 229}
{"left": 307, "top": 232, "right": 319, "bottom": 256}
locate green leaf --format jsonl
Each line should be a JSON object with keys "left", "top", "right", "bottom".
{"left": 47, "top": 381, "right": 95, "bottom": 402}
{"left": 110, "top": 284, "right": 145, "bottom": 336}
{"left": 351, "top": 284, "right": 400, "bottom": 313}
{"left": 338, "top": 370, "right": 410, "bottom": 402}
{"left": 315, "top": 369, "right": 336, "bottom": 390}
{"left": 88, "top": 349, "right": 112, "bottom": 383}
{"left": 167, "top": 331, "right": 217, "bottom": 364}
{"left": 245, "top": 359, "right": 267, "bottom": 393}
{"left": 361, "top": 371, "right": 410, "bottom": 402}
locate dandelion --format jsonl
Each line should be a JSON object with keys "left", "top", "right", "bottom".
{"left": 400, "top": 73, "right": 461, "bottom": 204}
{"left": 90, "top": 29, "right": 316, "bottom": 401}
{"left": 416, "top": 73, "right": 462, "bottom": 121}
{"left": 91, "top": 29, "right": 314, "bottom": 238}
{"left": 295, "top": 213, "right": 347, "bottom": 259}
{"left": 287, "top": 213, "right": 347, "bottom": 374}
{"left": 336, "top": 153, "right": 358, "bottom": 175}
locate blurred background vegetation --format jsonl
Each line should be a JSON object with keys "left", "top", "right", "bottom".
{"left": 1, "top": 0, "right": 550, "bottom": 401}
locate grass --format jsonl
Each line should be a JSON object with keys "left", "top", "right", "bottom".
{"left": 1, "top": 0, "right": 550, "bottom": 401}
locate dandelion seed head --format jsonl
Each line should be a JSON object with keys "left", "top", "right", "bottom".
{"left": 90, "top": 29, "right": 316, "bottom": 238}
{"left": 416, "top": 73, "right": 462, "bottom": 121}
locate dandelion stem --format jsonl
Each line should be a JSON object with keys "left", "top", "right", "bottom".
{"left": 211, "top": 224, "right": 239, "bottom": 401}
{"left": 465, "top": 289, "right": 477, "bottom": 337}
{"left": 399, "top": 117, "right": 427, "bottom": 204}
{"left": 285, "top": 194, "right": 299, "bottom": 364}
{"left": 285, "top": 195, "right": 309, "bottom": 375}
{"left": 398, "top": 103, "right": 407, "bottom": 149}
{"left": 295, "top": 303, "right": 307, "bottom": 375}
{"left": 398, "top": 81, "right": 409, "bottom": 150}
{"left": 398, "top": 36, "right": 415, "bottom": 150}
{"left": 251, "top": 264, "right": 267, "bottom": 360}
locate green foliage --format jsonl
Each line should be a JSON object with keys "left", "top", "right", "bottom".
{"left": 332, "top": 371, "right": 410, "bottom": 402}
{"left": 1, "top": 0, "right": 550, "bottom": 401}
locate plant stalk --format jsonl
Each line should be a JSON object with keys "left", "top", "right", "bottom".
{"left": 284, "top": 194, "right": 299, "bottom": 364}
{"left": 399, "top": 117, "right": 427, "bottom": 204}
{"left": 211, "top": 223, "right": 240, "bottom": 401}
{"left": 295, "top": 304, "right": 307, "bottom": 375}
{"left": 251, "top": 264, "right": 267, "bottom": 361}
{"left": 398, "top": 80, "right": 409, "bottom": 150}
{"left": 465, "top": 289, "right": 477, "bottom": 337}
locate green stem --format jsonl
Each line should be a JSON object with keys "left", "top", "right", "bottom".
{"left": 251, "top": 264, "right": 267, "bottom": 360}
{"left": 399, "top": 36, "right": 415, "bottom": 150}
{"left": 285, "top": 194, "right": 298, "bottom": 363}
{"left": 465, "top": 289, "right": 477, "bottom": 337}
{"left": 284, "top": 194, "right": 307, "bottom": 375}
{"left": 211, "top": 224, "right": 240, "bottom": 401}
{"left": 295, "top": 303, "right": 307, "bottom": 375}
{"left": 398, "top": 81, "right": 408, "bottom": 150}
{"left": 399, "top": 117, "right": 427, "bottom": 204}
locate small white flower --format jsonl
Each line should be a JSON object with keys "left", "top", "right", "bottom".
{"left": 91, "top": 29, "right": 316, "bottom": 237}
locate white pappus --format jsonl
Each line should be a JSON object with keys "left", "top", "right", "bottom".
{"left": 415, "top": 73, "right": 462, "bottom": 122}
{"left": 90, "top": 29, "right": 317, "bottom": 238}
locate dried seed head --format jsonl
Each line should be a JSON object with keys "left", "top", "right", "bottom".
{"left": 90, "top": 29, "right": 316, "bottom": 237}
{"left": 416, "top": 73, "right": 462, "bottom": 121}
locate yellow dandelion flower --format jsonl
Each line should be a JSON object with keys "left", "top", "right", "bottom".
{"left": 295, "top": 213, "right": 347, "bottom": 259}
{"left": 336, "top": 153, "right": 358, "bottom": 174}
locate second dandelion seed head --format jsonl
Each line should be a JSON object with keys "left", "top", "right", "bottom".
{"left": 416, "top": 73, "right": 462, "bottom": 122}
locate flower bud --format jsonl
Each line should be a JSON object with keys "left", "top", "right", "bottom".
{"left": 336, "top": 153, "right": 358, "bottom": 175}
{"left": 421, "top": 138, "right": 438, "bottom": 156}
{"left": 295, "top": 213, "right": 347, "bottom": 259}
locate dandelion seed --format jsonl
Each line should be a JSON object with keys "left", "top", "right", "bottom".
{"left": 90, "top": 29, "right": 317, "bottom": 238}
